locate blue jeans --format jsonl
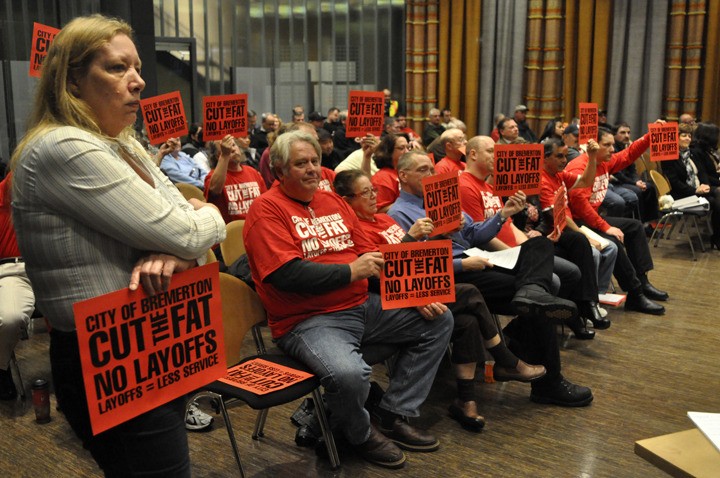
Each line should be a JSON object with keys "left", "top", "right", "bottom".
{"left": 592, "top": 241, "right": 619, "bottom": 293}
{"left": 603, "top": 184, "right": 639, "bottom": 218}
{"left": 277, "top": 293, "right": 452, "bottom": 445}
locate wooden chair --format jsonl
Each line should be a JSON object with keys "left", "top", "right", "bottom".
{"left": 219, "top": 220, "right": 246, "bottom": 266}
{"left": 648, "top": 170, "right": 708, "bottom": 260}
{"left": 190, "top": 273, "right": 339, "bottom": 476}
{"left": 175, "top": 182, "right": 205, "bottom": 202}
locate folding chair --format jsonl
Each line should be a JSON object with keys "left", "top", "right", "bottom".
{"left": 648, "top": 170, "right": 708, "bottom": 260}
{"left": 190, "top": 273, "right": 339, "bottom": 476}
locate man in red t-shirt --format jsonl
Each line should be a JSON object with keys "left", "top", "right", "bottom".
{"left": 434, "top": 129, "right": 467, "bottom": 176}
{"left": 0, "top": 173, "right": 35, "bottom": 400}
{"left": 243, "top": 131, "right": 452, "bottom": 469}
{"left": 204, "top": 135, "right": 267, "bottom": 223}
{"left": 564, "top": 124, "right": 667, "bottom": 315}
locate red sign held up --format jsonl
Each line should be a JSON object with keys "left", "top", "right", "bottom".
{"left": 346, "top": 90, "right": 385, "bottom": 137}
{"left": 422, "top": 171, "right": 462, "bottom": 236}
{"left": 29, "top": 22, "right": 60, "bottom": 78}
{"left": 579, "top": 103, "right": 598, "bottom": 144}
{"left": 648, "top": 122, "right": 679, "bottom": 161}
{"left": 493, "top": 144, "right": 544, "bottom": 195}
{"left": 139, "top": 91, "right": 188, "bottom": 145}
{"left": 380, "top": 240, "right": 455, "bottom": 309}
{"left": 73, "top": 263, "right": 226, "bottom": 435}
{"left": 203, "top": 94, "right": 248, "bottom": 141}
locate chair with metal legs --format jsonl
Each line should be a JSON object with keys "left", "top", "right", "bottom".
{"left": 190, "top": 273, "right": 340, "bottom": 476}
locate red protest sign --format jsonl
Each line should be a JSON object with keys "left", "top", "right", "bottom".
{"left": 139, "top": 91, "right": 188, "bottom": 145}
{"left": 648, "top": 122, "right": 679, "bottom": 161}
{"left": 73, "top": 262, "right": 225, "bottom": 435}
{"left": 346, "top": 90, "right": 384, "bottom": 137}
{"left": 29, "top": 22, "right": 60, "bottom": 78}
{"left": 203, "top": 94, "right": 248, "bottom": 141}
{"left": 380, "top": 240, "right": 455, "bottom": 309}
{"left": 493, "top": 144, "right": 544, "bottom": 195}
{"left": 422, "top": 171, "right": 462, "bottom": 236}
{"left": 548, "top": 186, "right": 567, "bottom": 241}
{"left": 218, "top": 358, "right": 313, "bottom": 395}
{"left": 578, "top": 103, "right": 598, "bottom": 144}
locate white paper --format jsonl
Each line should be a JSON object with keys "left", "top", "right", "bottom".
{"left": 598, "top": 293, "right": 626, "bottom": 306}
{"left": 688, "top": 411, "right": 720, "bottom": 453}
{"left": 464, "top": 246, "right": 520, "bottom": 270}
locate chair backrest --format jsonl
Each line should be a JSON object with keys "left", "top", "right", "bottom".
{"left": 649, "top": 170, "right": 671, "bottom": 197}
{"left": 176, "top": 182, "right": 206, "bottom": 201}
{"left": 220, "top": 220, "right": 246, "bottom": 266}
{"left": 219, "top": 272, "right": 267, "bottom": 366}
{"left": 205, "top": 248, "right": 218, "bottom": 263}
{"left": 635, "top": 156, "right": 647, "bottom": 177}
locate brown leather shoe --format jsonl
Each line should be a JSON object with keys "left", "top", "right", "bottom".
{"left": 379, "top": 417, "right": 440, "bottom": 452}
{"left": 493, "top": 360, "right": 547, "bottom": 383}
{"left": 354, "top": 425, "right": 406, "bottom": 469}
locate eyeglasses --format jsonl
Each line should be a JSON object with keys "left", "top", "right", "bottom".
{"left": 347, "top": 187, "right": 378, "bottom": 199}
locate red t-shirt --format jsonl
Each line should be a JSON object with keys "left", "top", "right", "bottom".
{"left": 540, "top": 169, "right": 577, "bottom": 220}
{"left": 358, "top": 213, "right": 405, "bottom": 245}
{"left": 435, "top": 157, "right": 465, "bottom": 176}
{"left": 458, "top": 172, "right": 516, "bottom": 246}
{"left": 371, "top": 168, "right": 399, "bottom": 211}
{"left": 243, "top": 187, "right": 376, "bottom": 338}
{"left": 564, "top": 133, "right": 650, "bottom": 231}
{"left": 318, "top": 167, "right": 336, "bottom": 192}
{"left": 0, "top": 173, "right": 20, "bottom": 259}
{"left": 204, "top": 166, "right": 267, "bottom": 223}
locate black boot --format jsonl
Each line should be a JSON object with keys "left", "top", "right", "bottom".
{"left": 640, "top": 274, "right": 668, "bottom": 301}
{"left": 625, "top": 289, "right": 665, "bottom": 315}
{"left": 580, "top": 301, "right": 611, "bottom": 330}
{"left": 563, "top": 315, "right": 595, "bottom": 340}
{"left": 0, "top": 368, "right": 17, "bottom": 401}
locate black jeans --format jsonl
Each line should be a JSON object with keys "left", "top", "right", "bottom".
{"left": 580, "top": 216, "right": 653, "bottom": 292}
{"left": 455, "top": 236, "right": 556, "bottom": 308}
{"left": 553, "top": 229, "right": 598, "bottom": 302}
{"left": 50, "top": 329, "right": 191, "bottom": 477}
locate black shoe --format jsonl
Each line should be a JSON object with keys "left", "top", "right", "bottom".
{"left": 0, "top": 368, "right": 17, "bottom": 401}
{"left": 563, "top": 315, "right": 595, "bottom": 340}
{"left": 448, "top": 401, "right": 485, "bottom": 433}
{"left": 641, "top": 282, "right": 669, "bottom": 301}
{"left": 640, "top": 274, "right": 669, "bottom": 301}
{"left": 378, "top": 417, "right": 440, "bottom": 452}
{"left": 354, "top": 425, "right": 406, "bottom": 469}
{"left": 625, "top": 291, "right": 665, "bottom": 315}
{"left": 512, "top": 284, "right": 578, "bottom": 320}
{"left": 581, "top": 301, "right": 611, "bottom": 330}
{"left": 531, "top": 378, "right": 593, "bottom": 407}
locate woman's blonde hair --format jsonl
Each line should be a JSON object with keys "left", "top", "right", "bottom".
{"left": 11, "top": 14, "right": 135, "bottom": 168}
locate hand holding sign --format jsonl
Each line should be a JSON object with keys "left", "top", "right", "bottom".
{"left": 129, "top": 253, "right": 197, "bottom": 295}
{"left": 350, "top": 252, "right": 384, "bottom": 281}
{"left": 416, "top": 302, "right": 449, "bottom": 320}
{"left": 502, "top": 190, "right": 527, "bottom": 218}
{"left": 407, "top": 217, "right": 435, "bottom": 240}
{"left": 586, "top": 138, "right": 599, "bottom": 154}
